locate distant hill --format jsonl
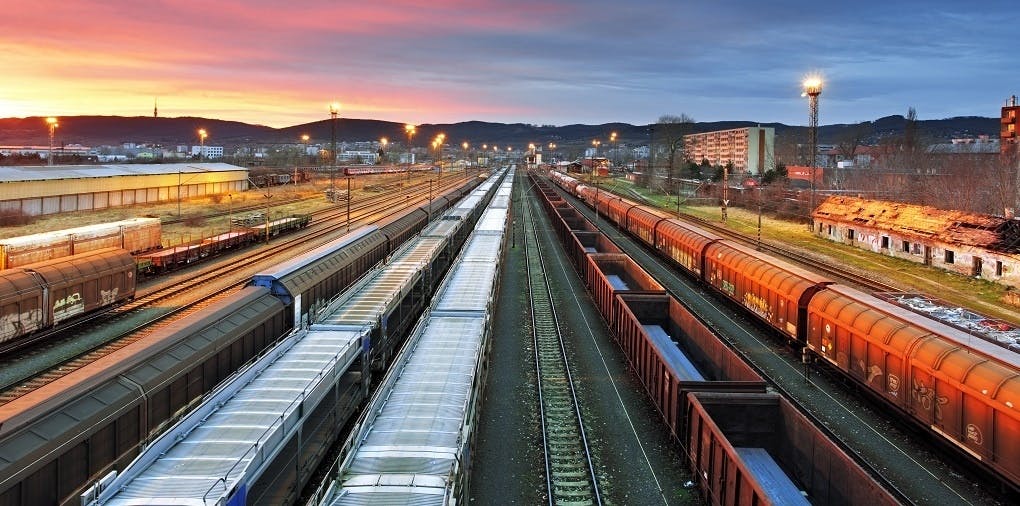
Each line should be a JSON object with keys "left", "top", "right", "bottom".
{"left": 0, "top": 114, "right": 1001, "bottom": 150}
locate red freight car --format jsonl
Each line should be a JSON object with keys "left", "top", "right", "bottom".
{"left": 653, "top": 219, "right": 722, "bottom": 278}
{"left": 619, "top": 204, "right": 662, "bottom": 246}
{"left": 613, "top": 293, "right": 766, "bottom": 439}
{"left": 566, "top": 231, "right": 622, "bottom": 273}
{"left": 702, "top": 240, "right": 832, "bottom": 341}
{"left": 686, "top": 392, "right": 899, "bottom": 506}
{"left": 601, "top": 194, "right": 636, "bottom": 229}
{"left": 583, "top": 253, "right": 665, "bottom": 329}
{"left": 807, "top": 284, "right": 1020, "bottom": 486}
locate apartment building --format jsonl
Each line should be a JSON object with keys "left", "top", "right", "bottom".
{"left": 684, "top": 126, "right": 775, "bottom": 175}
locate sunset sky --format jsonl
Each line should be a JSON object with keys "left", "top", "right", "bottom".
{"left": 3, "top": 1, "right": 1017, "bottom": 128}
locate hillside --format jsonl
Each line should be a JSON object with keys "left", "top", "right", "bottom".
{"left": 0, "top": 114, "right": 1001, "bottom": 149}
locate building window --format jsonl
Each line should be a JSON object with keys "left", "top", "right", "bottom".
{"left": 996, "top": 261, "right": 1003, "bottom": 276}
{"left": 945, "top": 250, "right": 955, "bottom": 264}
{"left": 828, "top": 225, "right": 833, "bottom": 236}
{"left": 881, "top": 236, "right": 890, "bottom": 249}
{"left": 902, "top": 241, "right": 910, "bottom": 252}
{"left": 848, "top": 229, "right": 855, "bottom": 241}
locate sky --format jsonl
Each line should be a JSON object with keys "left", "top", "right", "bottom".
{"left": 2, "top": 0, "right": 1017, "bottom": 128}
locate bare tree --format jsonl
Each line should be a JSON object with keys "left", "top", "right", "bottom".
{"left": 650, "top": 114, "right": 695, "bottom": 190}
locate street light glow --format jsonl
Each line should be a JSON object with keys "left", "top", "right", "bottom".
{"left": 46, "top": 116, "right": 58, "bottom": 126}
{"left": 329, "top": 102, "right": 341, "bottom": 115}
{"left": 802, "top": 76, "right": 823, "bottom": 96}
{"left": 301, "top": 134, "right": 310, "bottom": 142}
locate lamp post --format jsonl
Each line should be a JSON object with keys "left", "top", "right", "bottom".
{"left": 198, "top": 128, "right": 207, "bottom": 161}
{"left": 528, "top": 143, "right": 536, "bottom": 170}
{"left": 610, "top": 131, "right": 618, "bottom": 169}
{"left": 301, "top": 134, "right": 310, "bottom": 165}
{"left": 329, "top": 102, "right": 341, "bottom": 200}
{"left": 802, "top": 76, "right": 822, "bottom": 230}
{"left": 45, "top": 117, "right": 58, "bottom": 166}
{"left": 405, "top": 124, "right": 416, "bottom": 180}
{"left": 462, "top": 141, "right": 469, "bottom": 169}
{"left": 228, "top": 193, "right": 233, "bottom": 232}
{"left": 346, "top": 176, "right": 352, "bottom": 233}
{"left": 380, "top": 137, "right": 388, "bottom": 164}
{"left": 592, "top": 139, "right": 601, "bottom": 222}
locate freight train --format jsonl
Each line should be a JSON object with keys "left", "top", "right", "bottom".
{"left": 341, "top": 164, "right": 436, "bottom": 176}
{"left": 0, "top": 248, "right": 136, "bottom": 348}
{"left": 134, "top": 214, "right": 311, "bottom": 274}
{"left": 549, "top": 170, "right": 1020, "bottom": 492}
{"left": 0, "top": 177, "right": 484, "bottom": 506}
{"left": 532, "top": 175, "right": 898, "bottom": 505}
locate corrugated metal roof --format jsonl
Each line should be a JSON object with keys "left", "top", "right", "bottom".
{"left": 0, "top": 162, "right": 246, "bottom": 182}
{"left": 814, "top": 196, "right": 1020, "bottom": 252}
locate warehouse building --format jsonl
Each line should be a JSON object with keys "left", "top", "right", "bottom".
{"left": 813, "top": 196, "right": 1020, "bottom": 288}
{"left": 0, "top": 163, "right": 248, "bottom": 216}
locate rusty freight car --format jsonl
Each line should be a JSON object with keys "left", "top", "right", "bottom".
{"left": 687, "top": 392, "right": 899, "bottom": 506}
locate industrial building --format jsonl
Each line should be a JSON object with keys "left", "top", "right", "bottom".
{"left": 0, "top": 163, "right": 248, "bottom": 217}
{"left": 813, "top": 195, "right": 1020, "bottom": 288}
{"left": 684, "top": 126, "right": 775, "bottom": 175}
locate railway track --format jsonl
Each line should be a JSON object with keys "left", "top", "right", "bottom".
{"left": 547, "top": 176, "right": 981, "bottom": 505}
{"left": 523, "top": 193, "right": 602, "bottom": 506}
{"left": 0, "top": 175, "right": 474, "bottom": 403}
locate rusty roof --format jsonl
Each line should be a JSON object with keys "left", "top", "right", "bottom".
{"left": 813, "top": 196, "right": 1020, "bottom": 253}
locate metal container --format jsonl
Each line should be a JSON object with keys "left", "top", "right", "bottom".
{"left": 584, "top": 253, "right": 665, "bottom": 329}
{"left": 808, "top": 283, "right": 1020, "bottom": 487}
{"left": 26, "top": 248, "right": 136, "bottom": 325}
{"left": 0, "top": 217, "right": 161, "bottom": 269}
{"left": 0, "top": 269, "right": 46, "bottom": 345}
{"left": 623, "top": 205, "right": 666, "bottom": 246}
{"left": 686, "top": 392, "right": 899, "bottom": 506}
{"left": 567, "top": 231, "right": 621, "bottom": 272}
{"left": 613, "top": 293, "right": 766, "bottom": 439}
{"left": 703, "top": 240, "right": 832, "bottom": 341}
{"left": 654, "top": 219, "right": 722, "bottom": 277}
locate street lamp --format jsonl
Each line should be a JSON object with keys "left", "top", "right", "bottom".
{"left": 610, "top": 131, "right": 618, "bottom": 168}
{"left": 329, "top": 102, "right": 341, "bottom": 199}
{"left": 462, "top": 141, "right": 469, "bottom": 167}
{"left": 45, "top": 117, "right": 58, "bottom": 166}
{"left": 380, "top": 137, "right": 388, "bottom": 164}
{"left": 592, "top": 139, "right": 602, "bottom": 222}
{"left": 528, "top": 143, "right": 536, "bottom": 169}
{"left": 197, "top": 128, "right": 207, "bottom": 161}
{"left": 435, "top": 133, "right": 445, "bottom": 182}
{"left": 802, "top": 76, "right": 822, "bottom": 230}
{"left": 405, "top": 124, "right": 416, "bottom": 180}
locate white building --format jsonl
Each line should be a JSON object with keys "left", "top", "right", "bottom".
{"left": 191, "top": 145, "right": 224, "bottom": 158}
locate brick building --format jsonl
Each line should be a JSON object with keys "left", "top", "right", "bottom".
{"left": 813, "top": 196, "right": 1020, "bottom": 288}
